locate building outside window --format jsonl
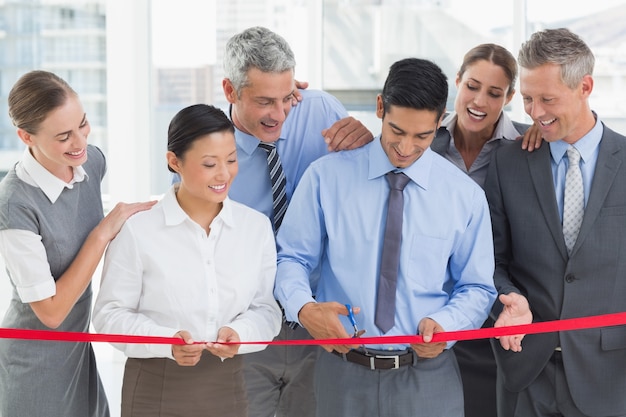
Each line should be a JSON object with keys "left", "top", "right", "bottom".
{"left": 0, "top": 2, "right": 625, "bottom": 416}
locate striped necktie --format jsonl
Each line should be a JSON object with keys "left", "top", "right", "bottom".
{"left": 258, "top": 142, "right": 288, "bottom": 231}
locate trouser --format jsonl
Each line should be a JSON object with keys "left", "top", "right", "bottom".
{"left": 122, "top": 353, "right": 246, "bottom": 417}
{"left": 243, "top": 322, "right": 319, "bottom": 417}
{"left": 496, "top": 350, "right": 626, "bottom": 417}
{"left": 315, "top": 348, "right": 463, "bottom": 417}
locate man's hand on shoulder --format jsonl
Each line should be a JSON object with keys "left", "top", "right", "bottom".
{"left": 322, "top": 117, "right": 374, "bottom": 152}
{"left": 291, "top": 79, "right": 309, "bottom": 105}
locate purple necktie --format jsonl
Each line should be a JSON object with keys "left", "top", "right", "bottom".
{"left": 375, "top": 172, "right": 410, "bottom": 333}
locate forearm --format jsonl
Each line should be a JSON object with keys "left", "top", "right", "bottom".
{"left": 30, "top": 227, "right": 110, "bottom": 328}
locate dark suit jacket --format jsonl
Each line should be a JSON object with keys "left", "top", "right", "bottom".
{"left": 485, "top": 124, "right": 626, "bottom": 417}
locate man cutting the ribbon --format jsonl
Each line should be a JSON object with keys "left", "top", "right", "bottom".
{"left": 274, "top": 57, "right": 497, "bottom": 417}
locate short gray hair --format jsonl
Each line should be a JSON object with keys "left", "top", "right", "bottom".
{"left": 518, "top": 28, "right": 594, "bottom": 89}
{"left": 223, "top": 26, "right": 296, "bottom": 94}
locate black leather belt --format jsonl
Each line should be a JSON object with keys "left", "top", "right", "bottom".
{"left": 333, "top": 349, "right": 413, "bottom": 370}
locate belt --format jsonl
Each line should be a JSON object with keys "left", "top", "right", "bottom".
{"left": 333, "top": 349, "right": 414, "bottom": 370}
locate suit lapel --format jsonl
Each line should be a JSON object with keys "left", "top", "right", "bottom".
{"left": 527, "top": 145, "right": 569, "bottom": 259}
{"left": 572, "top": 129, "right": 622, "bottom": 254}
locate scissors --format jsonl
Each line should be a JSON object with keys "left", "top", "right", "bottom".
{"left": 345, "top": 304, "right": 366, "bottom": 338}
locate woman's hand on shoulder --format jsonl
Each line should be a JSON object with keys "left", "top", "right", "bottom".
{"left": 518, "top": 122, "right": 543, "bottom": 152}
{"left": 94, "top": 200, "right": 157, "bottom": 242}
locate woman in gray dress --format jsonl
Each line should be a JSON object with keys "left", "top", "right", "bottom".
{"left": 0, "top": 70, "right": 155, "bottom": 417}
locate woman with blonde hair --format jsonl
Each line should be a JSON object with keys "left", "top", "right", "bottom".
{"left": 0, "top": 70, "right": 154, "bottom": 417}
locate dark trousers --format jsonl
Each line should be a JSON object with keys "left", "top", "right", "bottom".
{"left": 454, "top": 338, "right": 497, "bottom": 417}
{"left": 314, "top": 348, "right": 463, "bottom": 417}
{"left": 122, "top": 353, "right": 246, "bottom": 417}
{"left": 243, "top": 323, "right": 319, "bottom": 417}
{"left": 496, "top": 351, "right": 624, "bottom": 417}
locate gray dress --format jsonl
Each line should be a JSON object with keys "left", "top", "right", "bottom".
{"left": 0, "top": 145, "right": 109, "bottom": 417}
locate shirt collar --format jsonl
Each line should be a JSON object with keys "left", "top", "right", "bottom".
{"left": 17, "top": 147, "right": 88, "bottom": 204}
{"left": 368, "top": 135, "right": 433, "bottom": 190}
{"left": 441, "top": 112, "right": 458, "bottom": 134}
{"left": 549, "top": 115, "right": 603, "bottom": 164}
{"left": 492, "top": 112, "right": 521, "bottom": 141}
{"left": 441, "top": 111, "right": 519, "bottom": 142}
{"left": 229, "top": 104, "right": 286, "bottom": 156}
{"left": 162, "top": 184, "right": 235, "bottom": 229}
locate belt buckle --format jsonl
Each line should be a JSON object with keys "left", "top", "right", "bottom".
{"left": 370, "top": 353, "right": 400, "bottom": 370}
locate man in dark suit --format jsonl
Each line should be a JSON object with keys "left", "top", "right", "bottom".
{"left": 485, "top": 28, "right": 626, "bottom": 417}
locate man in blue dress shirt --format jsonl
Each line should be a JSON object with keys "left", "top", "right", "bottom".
{"left": 275, "top": 58, "right": 497, "bottom": 417}
{"left": 220, "top": 26, "right": 373, "bottom": 417}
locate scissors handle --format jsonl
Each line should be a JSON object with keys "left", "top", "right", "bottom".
{"left": 345, "top": 304, "right": 358, "bottom": 328}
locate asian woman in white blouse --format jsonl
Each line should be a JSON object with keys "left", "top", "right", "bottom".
{"left": 93, "top": 104, "right": 281, "bottom": 417}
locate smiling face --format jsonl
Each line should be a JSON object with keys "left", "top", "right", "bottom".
{"left": 168, "top": 130, "right": 238, "bottom": 209}
{"left": 223, "top": 67, "right": 295, "bottom": 143}
{"left": 454, "top": 59, "right": 514, "bottom": 138}
{"left": 520, "top": 63, "right": 594, "bottom": 143}
{"left": 376, "top": 96, "right": 441, "bottom": 168}
{"left": 17, "top": 94, "right": 90, "bottom": 181}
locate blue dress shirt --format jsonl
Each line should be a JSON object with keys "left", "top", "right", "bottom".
{"left": 228, "top": 89, "right": 348, "bottom": 221}
{"left": 275, "top": 136, "right": 497, "bottom": 350}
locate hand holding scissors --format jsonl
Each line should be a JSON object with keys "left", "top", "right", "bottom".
{"left": 345, "top": 304, "right": 366, "bottom": 338}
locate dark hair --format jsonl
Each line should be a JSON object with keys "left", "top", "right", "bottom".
{"left": 167, "top": 104, "right": 235, "bottom": 173}
{"left": 380, "top": 58, "right": 448, "bottom": 119}
{"left": 8, "top": 70, "right": 77, "bottom": 134}
{"left": 459, "top": 43, "right": 517, "bottom": 95}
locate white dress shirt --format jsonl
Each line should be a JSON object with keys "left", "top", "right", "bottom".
{"left": 92, "top": 185, "right": 281, "bottom": 359}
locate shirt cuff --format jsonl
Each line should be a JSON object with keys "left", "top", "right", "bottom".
{"left": 16, "top": 280, "right": 56, "bottom": 303}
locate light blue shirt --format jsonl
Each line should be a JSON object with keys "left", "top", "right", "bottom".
{"left": 550, "top": 117, "right": 603, "bottom": 221}
{"left": 171, "top": 89, "right": 348, "bottom": 221}
{"left": 275, "top": 136, "right": 497, "bottom": 350}
{"left": 229, "top": 89, "right": 348, "bottom": 221}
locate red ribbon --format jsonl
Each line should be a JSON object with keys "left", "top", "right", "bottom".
{"left": 1, "top": 312, "right": 625, "bottom": 345}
